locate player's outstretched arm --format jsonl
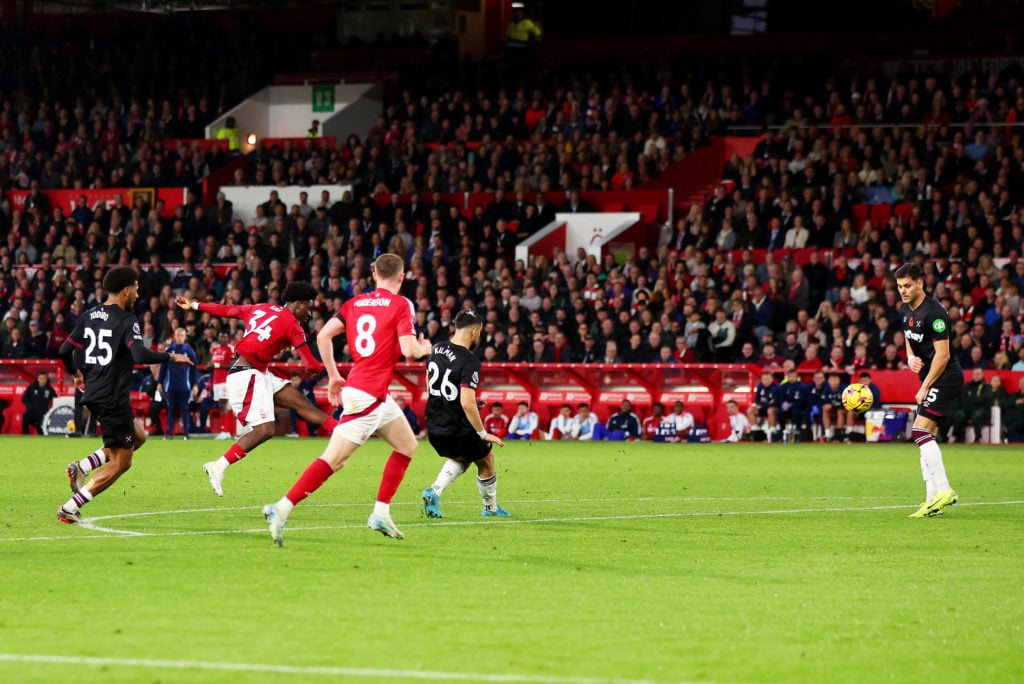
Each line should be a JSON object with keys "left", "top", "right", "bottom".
{"left": 177, "top": 295, "right": 247, "bottom": 320}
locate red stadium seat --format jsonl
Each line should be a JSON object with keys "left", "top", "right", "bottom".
{"left": 869, "top": 203, "right": 891, "bottom": 228}
{"left": 892, "top": 202, "right": 913, "bottom": 226}
{"left": 851, "top": 204, "right": 869, "bottom": 230}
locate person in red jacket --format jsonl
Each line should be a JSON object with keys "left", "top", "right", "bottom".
{"left": 483, "top": 401, "right": 511, "bottom": 437}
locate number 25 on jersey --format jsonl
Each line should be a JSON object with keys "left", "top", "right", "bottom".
{"left": 84, "top": 328, "right": 113, "bottom": 365}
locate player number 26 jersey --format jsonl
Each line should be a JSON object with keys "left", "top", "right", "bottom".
{"left": 424, "top": 340, "right": 481, "bottom": 437}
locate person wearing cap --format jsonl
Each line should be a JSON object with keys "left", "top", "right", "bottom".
{"left": 26, "top": 319, "right": 48, "bottom": 358}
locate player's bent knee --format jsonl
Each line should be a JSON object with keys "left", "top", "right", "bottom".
{"left": 110, "top": 456, "right": 132, "bottom": 473}
{"left": 253, "top": 423, "right": 276, "bottom": 442}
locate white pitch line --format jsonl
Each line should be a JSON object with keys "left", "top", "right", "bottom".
{"left": 67, "top": 495, "right": 910, "bottom": 522}
{"left": 3, "top": 500, "right": 1022, "bottom": 544}
{"left": 0, "top": 653, "right": 707, "bottom": 684}
{"left": 1, "top": 495, "right": 899, "bottom": 542}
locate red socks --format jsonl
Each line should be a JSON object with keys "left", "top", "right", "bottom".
{"left": 220, "top": 411, "right": 234, "bottom": 435}
{"left": 376, "top": 451, "right": 412, "bottom": 504}
{"left": 223, "top": 443, "right": 247, "bottom": 464}
{"left": 286, "top": 458, "right": 334, "bottom": 505}
{"left": 283, "top": 451, "right": 410, "bottom": 507}
{"left": 322, "top": 416, "right": 339, "bottom": 434}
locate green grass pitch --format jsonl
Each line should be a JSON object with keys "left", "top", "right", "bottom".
{"left": 1, "top": 436, "right": 1022, "bottom": 684}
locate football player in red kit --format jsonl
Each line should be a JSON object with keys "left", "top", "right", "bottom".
{"left": 176, "top": 282, "right": 338, "bottom": 496}
{"left": 209, "top": 330, "right": 235, "bottom": 440}
{"left": 263, "top": 253, "right": 432, "bottom": 545}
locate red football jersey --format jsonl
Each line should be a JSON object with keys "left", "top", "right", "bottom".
{"left": 483, "top": 413, "right": 510, "bottom": 437}
{"left": 198, "top": 302, "right": 309, "bottom": 372}
{"left": 209, "top": 343, "right": 235, "bottom": 384}
{"left": 339, "top": 289, "right": 415, "bottom": 399}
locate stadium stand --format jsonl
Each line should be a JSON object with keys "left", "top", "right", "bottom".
{"left": 2, "top": 6, "right": 1024, "bottom": 440}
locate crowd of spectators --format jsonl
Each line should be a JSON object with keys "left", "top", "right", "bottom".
{"left": 3, "top": 16, "right": 1024, "bottom": 416}
{"left": 0, "top": 14, "right": 336, "bottom": 200}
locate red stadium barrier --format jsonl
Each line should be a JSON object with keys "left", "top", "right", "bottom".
{"left": 5, "top": 187, "right": 188, "bottom": 220}
{"left": 257, "top": 137, "right": 337, "bottom": 151}
{"left": 3, "top": 359, "right": 1020, "bottom": 436}
{"left": 161, "top": 139, "right": 231, "bottom": 154}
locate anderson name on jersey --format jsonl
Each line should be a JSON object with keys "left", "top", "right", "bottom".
{"left": 338, "top": 289, "right": 416, "bottom": 400}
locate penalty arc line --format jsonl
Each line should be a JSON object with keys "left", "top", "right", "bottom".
{"left": 0, "top": 653, "right": 709, "bottom": 684}
{"left": 3, "top": 500, "right": 1022, "bottom": 543}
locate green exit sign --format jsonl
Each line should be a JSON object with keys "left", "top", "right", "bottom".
{"left": 312, "top": 85, "right": 334, "bottom": 113}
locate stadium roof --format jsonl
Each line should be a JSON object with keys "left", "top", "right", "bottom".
{"left": 33, "top": 0, "right": 341, "bottom": 13}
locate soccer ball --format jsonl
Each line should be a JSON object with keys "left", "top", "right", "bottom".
{"left": 842, "top": 383, "right": 874, "bottom": 414}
